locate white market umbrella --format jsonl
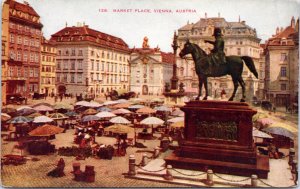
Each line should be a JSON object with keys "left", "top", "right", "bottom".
{"left": 141, "top": 116, "right": 164, "bottom": 125}
{"left": 75, "top": 101, "right": 90, "bottom": 106}
{"left": 87, "top": 101, "right": 103, "bottom": 108}
{"left": 252, "top": 128, "right": 273, "bottom": 139}
{"left": 116, "top": 99, "right": 128, "bottom": 104}
{"left": 109, "top": 116, "right": 131, "bottom": 124}
{"left": 128, "top": 104, "right": 145, "bottom": 109}
{"left": 33, "top": 105, "right": 54, "bottom": 112}
{"left": 171, "top": 109, "right": 184, "bottom": 116}
{"left": 112, "top": 108, "right": 132, "bottom": 115}
{"left": 95, "top": 111, "right": 116, "bottom": 118}
{"left": 167, "top": 117, "right": 184, "bottom": 123}
{"left": 104, "top": 101, "right": 119, "bottom": 106}
{"left": 140, "top": 116, "right": 164, "bottom": 134}
{"left": 154, "top": 105, "right": 172, "bottom": 112}
{"left": 33, "top": 115, "right": 53, "bottom": 123}
{"left": 16, "top": 106, "right": 33, "bottom": 111}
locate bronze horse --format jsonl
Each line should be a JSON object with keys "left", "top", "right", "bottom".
{"left": 179, "top": 40, "right": 258, "bottom": 102}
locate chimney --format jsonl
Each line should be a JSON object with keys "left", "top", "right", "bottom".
{"left": 238, "top": 15, "right": 240, "bottom": 22}
{"left": 218, "top": 12, "right": 220, "bottom": 18}
{"left": 65, "top": 22, "right": 68, "bottom": 27}
{"left": 296, "top": 18, "right": 299, "bottom": 32}
{"left": 23, "top": 1, "right": 29, "bottom": 5}
{"left": 276, "top": 27, "right": 279, "bottom": 34}
{"left": 187, "top": 20, "right": 189, "bottom": 24}
{"left": 241, "top": 20, "right": 245, "bottom": 25}
{"left": 205, "top": 12, "right": 207, "bottom": 18}
{"left": 291, "top": 16, "right": 295, "bottom": 28}
{"left": 280, "top": 27, "right": 283, "bottom": 32}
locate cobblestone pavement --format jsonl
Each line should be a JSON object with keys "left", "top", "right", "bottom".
{"left": 1, "top": 96, "right": 298, "bottom": 187}
{"left": 1, "top": 129, "right": 180, "bottom": 187}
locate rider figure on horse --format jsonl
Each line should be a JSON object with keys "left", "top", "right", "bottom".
{"left": 204, "top": 27, "right": 226, "bottom": 66}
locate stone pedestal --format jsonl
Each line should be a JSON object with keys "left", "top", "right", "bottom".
{"left": 164, "top": 100, "right": 270, "bottom": 178}
{"left": 163, "top": 92, "right": 186, "bottom": 106}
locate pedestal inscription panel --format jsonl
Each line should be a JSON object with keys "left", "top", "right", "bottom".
{"left": 164, "top": 100, "right": 270, "bottom": 178}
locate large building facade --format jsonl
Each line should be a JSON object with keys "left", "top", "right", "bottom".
{"left": 6, "top": 0, "right": 43, "bottom": 97}
{"left": 40, "top": 37, "right": 56, "bottom": 96}
{"left": 176, "top": 14, "right": 261, "bottom": 101}
{"left": 129, "top": 38, "right": 174, "bottom": 95}
{"left": 50, "top": 24, "right": 131, "bottom": 97}
{"left": 2, "top": 1, "right": 9, "bottom": 105}
{"left": 264, "top": 17, "right": 299, "bottom": 107}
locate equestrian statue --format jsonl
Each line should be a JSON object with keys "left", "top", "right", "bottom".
{"left": 179, "top": 28, "right": 258, "bottom": 102}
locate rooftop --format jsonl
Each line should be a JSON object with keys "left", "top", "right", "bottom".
{"left": 50, "top": 25, "right": 130, "bottom": 53}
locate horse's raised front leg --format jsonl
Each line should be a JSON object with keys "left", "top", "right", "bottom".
{"left": 202, "top": 77, "right": 208, "bottom": 100}
{"left": 238, "top": 77, "right": 246, "bottom": 102}
{"left": 228, "top": 78, "right": 238, "bottom": 101}
{"left": 196, "top": 77, "right": 202, "bottom": 101}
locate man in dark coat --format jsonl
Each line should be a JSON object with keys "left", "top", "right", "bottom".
{"left": 204, "top": 27, "right": 226, "bottom": 66}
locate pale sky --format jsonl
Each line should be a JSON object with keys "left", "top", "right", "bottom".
{"left": 15, "top": 0, "right": 300, "bottom": 52}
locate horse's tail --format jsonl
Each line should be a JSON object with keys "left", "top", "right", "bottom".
{"left": 242, "top": 56, "right": 258, "bottom": 78}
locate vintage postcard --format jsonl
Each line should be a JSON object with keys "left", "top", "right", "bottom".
{"left": 1, "top": 0, "right": 299, "bottom": 188}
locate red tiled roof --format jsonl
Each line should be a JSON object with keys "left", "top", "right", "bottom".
{"left": 272, "top": 26, "right": 295, "bottom": 39}
{"left": 267, "top": 26, "right": 297, "bottom": 46}
{"left": 50, "top": 25, "right": 130, "bottom": 52}
{"left": 161, "top": 52, "right": 175, "bottom": 64}
{"left": 8, "top": 0, "right": 40, "bottom": 17}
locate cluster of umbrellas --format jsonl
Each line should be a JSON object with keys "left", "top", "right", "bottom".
{"left": 252, "top": 112, "right": 297, "bottom": 139}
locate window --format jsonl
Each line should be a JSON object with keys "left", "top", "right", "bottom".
{"left": 23, "top": 67, "right": 27, "bottom": 77}
{"left": 8, "top": 67, "right": 14, "bottom": 77}
{"left": 17, "top": 36, "right": 22, "bottom": 44}
{"left": 280, "top": 67, "right": 287, "bottom": 77}
{"left": 101, "top": 61, "right": 104, "bottom": 71}
{"left": 24, "top": 37, "right": 28, "bottom": 46}
{"left": 30, "top": 39, "right": 35, "bottom": 46}
{"left": 17, "top": 67, "right": 21, "bottom": 77}
{"left": 34, "top": 68, "right": 39, "bottom": 77}
{"left": 42, "top": 56, "right": 45, "bottom": 61}
{"left": 78, "top": 60, "right": 83, "bottom": 69}
{"left": 96, "top": 61, "right": 100, "bottom": 71}
{"left": 71, "top": 49, "right": 75, "bottom": 56}
{"left": 77, "top": 74, "right": 82, "bottom": 83}
{"left": 30, "top": 53, "right": 34, "bottom": 62}
{"left": 57, "top": 60, "right": 61, "bottom": 69}
{"left": 17, "top": 51, "right": 21, "bottom": 61}
{"left": 35, "top": 40, "right": 39, "bottom": 47}
{"left": 281, "top": 83, "right": 287, "bottom": 90}
{"left": 91, "top": 60, "right": 94, "bottom": 70}
{"left": 91, "top": 73, "right": 94, "bottom": 81}
{"left": 237, "top": 48, "right": 241, "bottom": 55}
{"left": 58, "top": 50, "right": 61, "bottom": 55}
{"left": 107, "top": 52, "right": 110, "bottom": 59}
{"left": 29, "top": 68, "right": 33, "bottom": 77}
{"left": 102, "top": 51, "right": 105, "bottom": 58}
{"left": 71, "top": 60, "right": 75, "bottom": 70}
{"left": 78, "top": 50, "right": 83, "bottom": 56}
{"left": 65, "top": 50, "right": 69, "bottom": 55}
{"left": 91, "top": 50, "right": 94, "bottom": 56}
{"left": 64, "top": 61, "right": 68, "bottom": 69}
{"left": 63, "top": 74, "right": 68, "bottom": 82}
{"left": 10, "top": 51, "right": 15, "bottom": 59}
{"left": 10, "top": 34, "right": 14, "bottom": 43}
{"left": 70, "top": 73, "right": 75, "bottom": 83}
{"left": 280, "top": 53, "right": 287, "bottom": 62}
{"left": 35, "top": 53, "right": 39, "bottom": 62}
{"left": 96, "top": 73, "right": 99, "bottom": 81}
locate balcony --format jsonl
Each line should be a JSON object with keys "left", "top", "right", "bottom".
{"left": 6, "top": 76, "right": 26, "bottom": 81}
